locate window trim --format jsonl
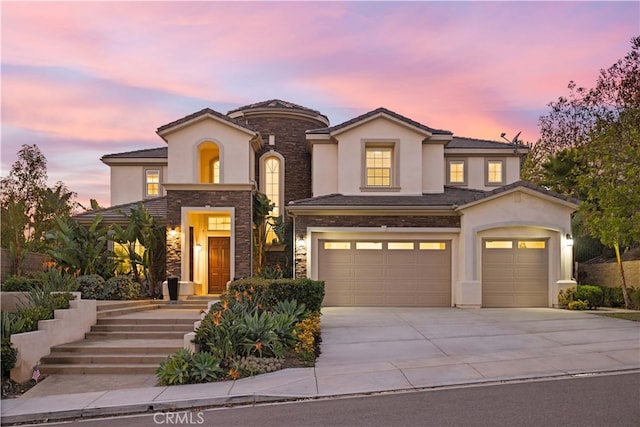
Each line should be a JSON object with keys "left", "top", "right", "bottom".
{"left": 446, "top": 158, "right": 467, "bottom": 186}
{"left": 144, "top": 168, "right": 161, "bottom": 198}
{"left": 361, "top": 140, "right": 400, "bottom": 191}
{"left": 485, "top": 158, "right": 506, "bottom": 186}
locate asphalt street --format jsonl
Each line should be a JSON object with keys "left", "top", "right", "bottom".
{"left": 37, "top": 371, "right": 640, "bottom": 427}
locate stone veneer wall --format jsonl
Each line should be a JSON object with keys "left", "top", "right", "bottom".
{"left": 166, "top": 189, "right": 253, "bottom": 279}
{"left": 243, "top": 114, "right": 326, "bottom": 274}
{"left": 293, "top": 214, "right": 461, "bottom": 278}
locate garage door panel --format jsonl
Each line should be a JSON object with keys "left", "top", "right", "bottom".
{"left": 483, "top": 239, "right": 548, "bottom": 308}
{"left": 319, "top": 240, "right": 451, "bottom": 307}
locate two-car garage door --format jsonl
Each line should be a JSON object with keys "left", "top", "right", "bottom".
{"left": 318, "top": 240, "right": 451, "bottom": 307}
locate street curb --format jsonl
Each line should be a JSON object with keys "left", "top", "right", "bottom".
{"left": 3, "top": 369, "right": 639, "bottom": 425}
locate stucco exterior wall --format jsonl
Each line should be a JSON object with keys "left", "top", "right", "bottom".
{"left": 334, "top": 117, "right": 427, "bottom": 195}
{"left": 456, "top": 189, "right": 576, "bottom": 307}
{"left": 312, "top": 143, "right": 339, "bottom": 197}
{"left": 422, "top": 144, "right": 445, "bottom": 193}
{"left": 110, "top": 165, "right": 168, "bottom": 206}
{"left": 164, "top": 119, "right": 255, "bottom": 184}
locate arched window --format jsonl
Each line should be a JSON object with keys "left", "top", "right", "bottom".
{"left": 260, "top": 152, "right": 284, "bottom": 244}
{"left": 198, "top": 141, "right": 220, "bottom": 183}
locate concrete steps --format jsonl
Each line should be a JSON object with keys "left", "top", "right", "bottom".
{"left": 39, "top": 303, "right": 206, "bottom": 376}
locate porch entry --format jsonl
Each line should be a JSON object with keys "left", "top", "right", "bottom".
{"left": 208, "top": 237, "right": 230, "bottom": 293}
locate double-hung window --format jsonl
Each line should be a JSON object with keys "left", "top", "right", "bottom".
{"left": 364, "top": 142, "right": 396, "bottom": 189}
{"left": 447, "top": 159, "right": 466, "bottom": 185}
{"left": 486, "top": 159, "right": 505, "bottom": 185}
{"left": 145, "top": 169, "right": 160, "bottom": 197}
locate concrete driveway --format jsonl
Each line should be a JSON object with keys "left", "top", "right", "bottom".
{"left": 315, "top": 307, "right": 640, "bottom": 395}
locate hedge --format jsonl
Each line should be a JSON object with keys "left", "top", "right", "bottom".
{"left": 228, "top": 278, "right": 325, "bottom": 312}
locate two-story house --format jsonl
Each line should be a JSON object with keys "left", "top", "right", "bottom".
{"left": 97, "top": 99, "right": 578, "bottom": 307}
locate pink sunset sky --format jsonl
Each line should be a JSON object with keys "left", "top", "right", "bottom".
{"left": 1, "top": 1, "right": 638, "bottom": 209}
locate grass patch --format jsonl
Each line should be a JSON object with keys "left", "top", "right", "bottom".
{"left": 592, "top": 312, "right": 640, "bottom": 322}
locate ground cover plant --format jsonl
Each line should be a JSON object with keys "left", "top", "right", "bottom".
{"left": 157, "top": 279, "right": 324, "bottom": 386}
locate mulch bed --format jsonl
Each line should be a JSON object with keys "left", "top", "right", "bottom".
{"left": 1, "top": 375, "right": 47, "bottom": 399}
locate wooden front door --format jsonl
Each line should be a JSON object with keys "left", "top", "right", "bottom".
{"left": 208, "top": 237, "right": 230, "bottom": 294}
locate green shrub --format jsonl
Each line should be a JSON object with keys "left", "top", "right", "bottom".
{"left": 293, "top": 312, "right": 321, "bottom": 363}
{"left": 558, "top": 286, "right": 575, "bottom": 308}
{"left": 600, "top": 286, "right": 625, "bottom": 308}
{"left": 229, "top": 355, "right": 282, "bottom": 377}
{"left": 103, "top": 275, "right": 141, "bottom": 300}
{"left": 156, "top": 349, "right": 224, "bottom": 385}
{"left": 17, "top": 291, "right": 75, "bottom": 332}
{"left": 629, "top": 287, "right": 640, "bottom": 310}
{"left": 1, "top": 343, "right": 17, "bottom": 378}
{"left": 568, "top": 300, "right": 589, "bottom": 310}
{"left": 1, "top": 312, "right": 26, "bottom": 342}
{"left": 18, "top": 306, "right": 54, "bottom": 332}
{"left": 1, "top": 276, "right": 37, "bottom": 292}
{"left": 76, "top": 275, "right": 105, "bottom": 300}
{"left": 575, "top": 285, "right": 604, "bottom": 309}
{"left": 33, "top": 269, "right": 78, "bottom": 292}
{"left": 228, "top": 278, "right": 325, "bottom": 312}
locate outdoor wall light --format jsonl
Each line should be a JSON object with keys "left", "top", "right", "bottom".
{"left": 296, "top": 235, "right": 306, "bottom": 249}
{"left": 169, "top": 228, "right": 177, "bottom": 237}
{"left": 195, "top": 242, "right": 202, "bottom": 251}
{"left": 565, "top": 234, "right": 574, "bottom": 247}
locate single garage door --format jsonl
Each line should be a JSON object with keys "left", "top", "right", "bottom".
{"left": 482, "top": 239, "right": 548, "bottom": 307}
{"left": 318, "top": 240, "right": 451, "bottom": 307}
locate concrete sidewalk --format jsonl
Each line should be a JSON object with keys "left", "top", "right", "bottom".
{"left": 2, "top": 308, "right": 639, "bottom": 424}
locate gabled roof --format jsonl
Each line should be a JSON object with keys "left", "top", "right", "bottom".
{"left": 156, "top": 108, "right": 259, "bottom": 139}
{"left": 306, "top": 107, "right": 453, "bottom": 137}
{"left": 287, "top": 181, "right": 579, "bottom": 212}
{"left": 447, "top": 136, "right": 529, "bottom": 150}
{"left": 101, "top": 147, "right": 167, "bottom": 160}
{"left": 74, "top": 197, "right": 167, "bottom": 226}
{"left": 456, "top": 180, "right": 579, "bottom": 209}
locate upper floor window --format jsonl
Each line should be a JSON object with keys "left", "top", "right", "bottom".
{"left": 209, "top": 159, "right": 220, "bottom": 184}
{"left": 486, "top": 159, "right": 505, "bottom": 185}
{"left": 365, "top": 146, "right": 393, "bottom": 187}
{"left": 260, "top": 152, "right": 284, "bottom": 244}
{"left": 145, "top": 169, "right": 160, "bottom": 197}
{"left": 447, "top": 159, "right": 466, "bottom": 185}
{"left": 198, "top": 141, "right": 220, "bottom": 183}
{"left": 265, "top": 156, "right": 281, "bottom": 217}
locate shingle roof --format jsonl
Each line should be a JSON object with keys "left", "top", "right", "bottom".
{"left": 101, "top": 147, "right": 167, "bottom": 160}
{"left": 288, "top": 187, "right": 486, "bottom": 208}
{"left": 74, "top": 197, "right": 167, "bottom": 226}
{"left": 306, "top": 107, "right": 453, "bottom": 136}
{"left": 287, "top": 181, "right": 579, "bottom": 210}
{"left": 157, "top": 108, "right": 257, "bottom": 134}
{"left": 447, "top": 136, "right": 529, "bottom": 150}
{"left": 227, "top": 99, "right": 328, "bottom": 120}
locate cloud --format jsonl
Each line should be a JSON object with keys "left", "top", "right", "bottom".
{"left": 2, "top": 1, "right": 638, "bottom": 206}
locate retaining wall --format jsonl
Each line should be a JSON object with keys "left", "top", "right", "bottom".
{"left": 9, "top": 293, "right": 97, "bottom": 382}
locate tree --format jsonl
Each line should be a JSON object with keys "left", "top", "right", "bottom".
{"left": 0, "top": 144, "right": 77, "bottom": 275}
{"left": 45, "top": 215, "right": 116, "bottom": 278}
{"left": 524, "top": 37, "right": 640, "bottom": 308}
{"left": 111, "top": 203, "right": 165, "bottom": 296}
